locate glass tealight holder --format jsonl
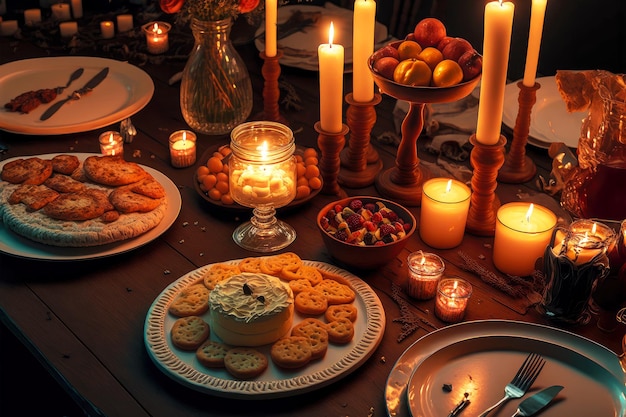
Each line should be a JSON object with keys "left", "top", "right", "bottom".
{"left": 99, "top": 131, "right": 123, "bottom": 156}
{"left": 228, "top": 121, "right": 297, "bottom": 252}
{"left": 407, "top": 251, "right": 445, "bottom": 300}
{"left": 435, "top": 277, "right": 472, "bottom": 323}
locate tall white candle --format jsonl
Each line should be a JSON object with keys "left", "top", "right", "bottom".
{"left": 265, "top": 0, "right": 277, "bottom": 57}
{"left": 116, "top": 14, "right": 133, "bottom": 32}
{"left": 100, "top": 21, "right": 114, "bottom": 39}
{"left": 352, "top": 0, "right": 376, "bottom": 102}
{"left": 24, "top": 9, "right": 42, "bottom": 26}
{"left": 0, "top": 20, "right": 18, "bottom": 36}
{"left": 70, "top": 0, "right": 82, "bottom": 19}
{"left": 318, "top": 22, "right": 344, "bottom": 133}
{"left": 522, "top": 0, "right": 547, "bottom": 87}
{"left": 476, "top": 1, "right": 514, "bottom": 145}
{"left": 51, "top": 3, "right": 71, "bottom": 21}
{"left": 59, "top": 21, "right": 77, "bottom": 37}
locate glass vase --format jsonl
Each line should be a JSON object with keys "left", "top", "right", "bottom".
{"left": 180, "top": 18, "right": 253, "bottom": 135}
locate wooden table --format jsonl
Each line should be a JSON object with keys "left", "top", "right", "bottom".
{"left": 0, "top": 22, "right": 622, "bottom": 417}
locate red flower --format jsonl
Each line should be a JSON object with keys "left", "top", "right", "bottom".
{"left": 238, "top": 0, "right": 260, "bottom": 14}
{"left": 160, "top": 0, "right": 185, "bottom": 14}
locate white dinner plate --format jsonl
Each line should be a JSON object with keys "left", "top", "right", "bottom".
{"left": 144, "top": 260, "right": 385, "bottom": 399}
{"left": 0, "top": 57, "right": 154, "bottom": 135}
{"left": 502, "top": 76, "right": 586, "bottom": 149}
{"left": 254, "top": 4, "right": 389, "bottom": 71}
{"left": 386, "top": 320, "right": 625, "bottom": 417}
{"left": 0, "top": 153, "right": 181, "bottom": 261}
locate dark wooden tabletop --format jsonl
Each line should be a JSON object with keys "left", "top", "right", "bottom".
{"left": 0, "top": 11, "right": 623, "bottom": 417}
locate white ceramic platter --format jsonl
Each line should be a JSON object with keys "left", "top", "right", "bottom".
{"left": 144, "top": 260, "right": 386, "bottom": 399}
{"left": 502, "top": 76, "right": 585, "bottom": 149}
{"left": 386, "top": 319, "right": 625, "bottom": 417}
{"left": 0, "top": 57, "right": 154, "bottom": 135}
{"left": 0, "top": 153, "right": 181, "bottom": 261}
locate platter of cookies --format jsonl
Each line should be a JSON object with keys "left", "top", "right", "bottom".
{"left": 144, "top": 253, "right": 385, "bottom": 399}
{"left": 0, "top": 153, "right": 181, "bottom": 261}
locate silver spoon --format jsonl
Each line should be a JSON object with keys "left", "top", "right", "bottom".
{"left": 56, "top": 68, "right": 84, "bottom": 94}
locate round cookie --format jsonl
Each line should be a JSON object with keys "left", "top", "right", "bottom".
{"left": 51, "top": 154, "right": 80, "bottom": 175}
{"left": 314, "top": 279, "right": 356, "bottom": 305}
{"left": 325, "top": 304, "right": 358, "bottom": 322}
{"left": 83, "top": 155, "right": 148, "bottom": 186}
{"left": 281, "top": 265, "right": 323, "bottom": 285}
{"left": 294, "top": 290, "right": 328, "bottom": 315}
{"left": 238, "top": 257, "right": 263, "bottom": 273}
{"left": 326, "top": 318, "right": 355, "bottom": 344}
{"left": 224, "top": 347, "right": 268, "bottom": 379}
{"left": 169, "top": 284, "right": 210, "bottom": 317}
{"left": 196, "top": 340, "right": 230, "bottom": 368}
{"left": 291, "top": 318, "right": 329, "bottom": 360}
{"left": 170, "top": 316, "right": 210, "bottom": 351}
{"left": 202, "top": 263, "right": 241, "bottom": 290}
{"left": 270, "top": 336, "right": 313, "bottom": 369}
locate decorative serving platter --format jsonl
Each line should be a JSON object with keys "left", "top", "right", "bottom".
{"left": 144, "top": 260, "right": 385, "bottom": 399}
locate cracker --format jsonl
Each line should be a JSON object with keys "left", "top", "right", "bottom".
{"left": 270, "top": 336, "right": 312, "bottom": 369}
{"left": 325, "top": 304, "right": 358, "bottom": 322}
{"left": 170, "top": 316, "right": 210, "bottom": 351}
{"left": 224, "top": 347, "right": 268, "bottom": 379}
{"left": 288, "top": 278, "right": 313, "bottom": 294}
{"left": 130, "top": 175, "right": 166, "bottom": 199}
{"left": 168, "top": 284, "right": 210, "bottom": 317}
{"left": 196, "top": 340, "right": 229, "bottom": 368}
{"left": 83, "top": 155, "right": 148, "bottom": 186}
{"left": 260, "top": 252, "right": 302, "bottom": 275}
{"left": 291, "top": 318, "right": 329, "bottom": 360}
{"left": 238, "top": 257, "right": 263, "bottom": 273}
{"left": 1, "top": 157, "right": 53, "bottom": 185}
{"left": 294, "top": 290, "right": 328, "bottom": 315}
{"left": 281, "top": 264, "right": 323, "bottom": 285}
{"left": 202, "top": 263, "right": 241, "bottom": 290}
{"left": 314, "top": 279, "right": 356, "bottom": 305}
{"left": 43, "top": 174, "right": 87, "bottom": 193}
{"left": 8, "top": 184, "right": 59, "bottom": 210}
{"left": 326, "top": 318, "right": 355, "bottom": 344}
{"left": 43, "top": 192, "right": 106, "bottom": 221}
{"left": 109, "top": 187, "right": 162, "bottom": 213}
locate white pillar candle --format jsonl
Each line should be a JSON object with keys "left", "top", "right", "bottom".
{"left": 51, "top": 3, "right": 71, "bottom": 21}
{"left": 70, "top": 0, "right": 82, "bottom": 19}
{"left": 420, "top": 178, "right": 471, "bottom": 249}
{"left": 318, "top": 22, "right": 344, "bottom": 133}
{"left": 352, "top": 0, "right": 376, "bottom": 102}
{"left": 99, "top": 131, "right": 124, "bottom": 156}
{"left": 59, "top": 21, "right": 77, "bottom": 37}
{"left": 265, "top": 0, "right": 277, "bottom": 57}
{"left": 143, "top": 22, "right": 170, "bottom": 55}
{"left": 116, "top": 14, "right": 133, "bottom": 33}
{"left": 493, "top": 202, "right": 556, "bottom": 276}
{"left": 0, "top": 20, "right": 18, "bottom": 36}
{"left": 169, "top": 130, "right": 197, "bottom": 168}
{"left": 24, "top": 9, "right": 42, "bottom": 26}
{"left": 522, "top": 0, "right": 547, "bottom": 87}
{"left": 100, "top": 21, "right": 114, "bottom": 39}
{"left": 476, "top": 1, "right": 515, "bottom": 145}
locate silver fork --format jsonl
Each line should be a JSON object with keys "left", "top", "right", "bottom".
{"left": 477, "top": 353, "right": 546, "bottom": 417}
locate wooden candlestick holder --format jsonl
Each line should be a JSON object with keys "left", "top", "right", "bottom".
{"left": 259, "top": 50, "right": 287, "bottom": 124}
{"left": 465, "top": 134, "right": 506, "bottom": 236}
{"left": 375, "top": 102, "right": 430, "bottom": 206}
{"left": 315, "top": 121, "right": 348, "bottom": 197}
{"left": 498, "top": 81, "right": 540, "bottom": 183}
{"left": 338, "top": 93, "right": 383, "bottom": 188}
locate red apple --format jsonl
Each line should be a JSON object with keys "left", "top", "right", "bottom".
{"left": 436, "top": 36, "right": 454, "bottom": 52}
{"left": 413, "top": 17, "right": 447, "bottom": 48}
{"left": 441, "top": 37, "right": 473, "bottom": 62}
{"left": 371, "top": 44, "right": 400, "bottom": 62}
{"left": 373, "top": 56, "right": 400, "bottom": 80}
{"left": 458, "top": 49, "right": 483, "bottom": 81}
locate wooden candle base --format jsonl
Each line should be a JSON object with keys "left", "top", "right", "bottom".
{"left": 257, "top": 50, "right": 288, "bottom": 125}
{"left": 316, "top": 121, "right": 348, "bottom": 198}
{"left": 465, "top": 134, "right": 506, "bottom": 236}
{"left": 338, "top": 93, "right": 383, "bottom": 188}
{"left": 375, "top": 102, "right": 429, "bottom": 206}
{"left": 498, "top": 81, "right": 539, "bottom": 183}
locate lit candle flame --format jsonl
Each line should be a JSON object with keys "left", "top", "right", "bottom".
{"left": 152, "top": 23, "right": 162, "bottom": 35}
{"left": 525, "top": 203, "right": 534, "bottom": 223}
{"left": 446, "top": 179, "right": 452, "bottom": 193}
{"left": 328, "top": 22, "right": 335, "bottom": 47}
{"left": 591, "top": 222, "right": 597, "bottom": 235}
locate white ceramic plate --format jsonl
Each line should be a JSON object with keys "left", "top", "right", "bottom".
{"left": 502, "top": 76, "right": 585, "bottom": 149}
{"left": 0, "top": 57, "right": 154, "bottom": 135}
{"left": 144, "top": 260, "right": 386, "bottom": 399}
{"left": 386, "top": 320, "right": 625, "bottom": 417}
{"left": 0, "top": 153, "right": 181, "bottom": 261}
{"left": 255, "top": 4, "right": 389, "bottom": 71}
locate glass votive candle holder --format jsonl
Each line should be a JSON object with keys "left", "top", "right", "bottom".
{"left": 169, "top": 130, "right": 197, "bottom": 168}
{"left": 142, "top": 21, "right": 170, "bottom": 54}
{"left": 435, "top": 277, "right": 472, "bottom": 323}
{"left": 407, "top": 251, "right": 445, "bottom": 300}
{"left": 99, "top": 131, "right": 123, "bottom": 156}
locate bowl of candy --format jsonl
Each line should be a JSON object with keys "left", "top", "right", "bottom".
{"left": 317, "top": 196, "right": 416, "bottom": 269}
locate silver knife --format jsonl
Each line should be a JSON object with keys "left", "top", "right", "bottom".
{"left": 40, "top": 67, "right": 109, "bottom": 121}
{"left": 512, "top": 385, "right": 564, "bottom": 417}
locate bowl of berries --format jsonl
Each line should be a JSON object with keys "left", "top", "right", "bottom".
{"left": 317, "top": 196, "right": 416, "bottom": 269}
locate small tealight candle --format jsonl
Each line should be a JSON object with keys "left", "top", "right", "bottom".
{"left": 51, "top": 3, "right": 71, "bottom": 21}
{"left": 0, "top": 19, "right": 18, "bottom": 36}
{"left": 99, "top": 131, "right": 124, "bottom": 156}
{"left": 100, "top": 21, "right": 114, "bottom": 39}
{"left": 420, "top": 178, "right": 471, "bottom": 249}
{"left": 70, "top": 0, "right": 82, "bottom": 19}
{"left": 435, "top": 277, "right": 472, "bottom": 323}
{"left": 143, "top": 21, "right": 170, "bottom": 55}
{"left": 24, "top": 9, "right": 42, "bottom": 26}
{"left": 116, "top": 14, "right": 133, "bottom": 33}
{"left": 407, "top": 251, "right": 445, "bottom": 300}
{"left": 169, "top": 130, "right": 197, "bottom": 168}
{"left": 553, "top": 220, "right": 615, "bottom": 266}
{"left": 493, "top": 202, "right": 557, "bottom": 276}
{"left": 59, "top": 21, "right": 77, "bottom": 38}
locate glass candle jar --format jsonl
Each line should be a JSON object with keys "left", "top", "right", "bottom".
{"left": 407, "top": 251, "right": 445, "bottom": 300}
{"left": 435, "top": 277, "right": 472, "bottom": 323}
{"left": 99, "top": 131, "right": 123, "bottom": 156}
{"left": 229, "top": 121, "right": 297, "bottom": 252}
{"left": 169, "top": 130, "right": 196, "bottom": 168}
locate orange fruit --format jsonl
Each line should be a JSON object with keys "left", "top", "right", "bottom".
{"left": 202, "top": 174, "right": 217, "bottom": 190}
{"left": 417, "top": 47, "right": 443, "bottom": 71}
{"left": 397, "top": 40, "right": 422, "bottom": 61}
{"left": 206, "top": 156, "right": 223, "bottom": 174}
{"left": 432, "top": 59, "right": 463, "bottom": 87}
{"left": 303, "top": 148, "right": 318, "bottom": 159}
{"left": 215, "top": 180, "right": 229, "bottom": 194}
{"left": 304, "top": 164, "right": 320, "bottom": 179}
{"left": 393, "top": 59, "right": 432, "bottom": 87}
